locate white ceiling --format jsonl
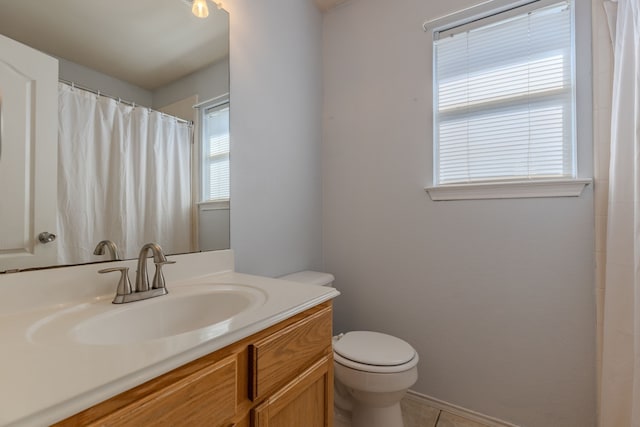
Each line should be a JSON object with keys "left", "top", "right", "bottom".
{"left": 0, "top": 0, "right": 229, "bottom": 90}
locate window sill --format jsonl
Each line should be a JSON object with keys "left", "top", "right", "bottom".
{"left": 198, "top": 200, "right": 230, "bottom": 211}
{"left": 425, "top": 179, "right": 592, "bottom": 201}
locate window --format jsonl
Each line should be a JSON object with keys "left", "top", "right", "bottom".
{"left": 427, "top": 0, "right": 591, "bottom": 200}
{"left": 201, "top": 101, "right": 230, "bottom": 202}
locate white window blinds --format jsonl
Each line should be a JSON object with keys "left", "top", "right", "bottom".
{"left": 202, "top": 102, "right": 230, "bottom": 202}
{"left": 433, "top": 0, "right": 575, "bottom": 185}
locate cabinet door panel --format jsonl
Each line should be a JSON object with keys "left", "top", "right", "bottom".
{"left": 253, "top": 354, "right": 333, "bottom": 427}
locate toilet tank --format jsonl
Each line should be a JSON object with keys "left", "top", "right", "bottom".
{"left": 279, "top": 271, "right": 335, "bottom": 287}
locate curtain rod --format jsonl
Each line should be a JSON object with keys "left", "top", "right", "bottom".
{"left": 58, "top": 79, "right": 193, "bottom": 127}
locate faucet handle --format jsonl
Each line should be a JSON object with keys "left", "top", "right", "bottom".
{"left": 99, "top": 267, "right": 133, "bottom": 302}
{"left": 152, "top": 260, "right": 175, "bottom": 290}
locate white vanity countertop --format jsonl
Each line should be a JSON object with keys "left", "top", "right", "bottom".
{"left": 0, "top": 250, "right": 339, "bottom": 426}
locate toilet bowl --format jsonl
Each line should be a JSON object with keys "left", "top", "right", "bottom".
{"left": 280, "top": 271, "right": 419, "bottom": 427}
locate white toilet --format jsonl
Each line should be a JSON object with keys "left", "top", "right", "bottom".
{"left": 280, "top": 271, "right": 419, "bottom": 427}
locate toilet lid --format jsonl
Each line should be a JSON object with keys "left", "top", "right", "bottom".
{"left": 333, "top": 331, "right": 416, "bottom": 366}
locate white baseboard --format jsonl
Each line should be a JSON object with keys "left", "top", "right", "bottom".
{"left": 404, "top": 390, "right": 520, "bottom": 427}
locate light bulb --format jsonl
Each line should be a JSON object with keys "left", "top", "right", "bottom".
{"left": 192, "top": 0, "right": 209, "bottom": 18}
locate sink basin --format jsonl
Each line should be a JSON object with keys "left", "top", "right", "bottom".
{"left": 28, "top": 284, "right": 267, "bottom": 345}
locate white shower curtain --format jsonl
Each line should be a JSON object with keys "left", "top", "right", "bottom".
{"left": 57, "top": 83, "right": 192, "bottom": 264}
{"left": 600, "top": 0, "right": 640, "bottom": 425}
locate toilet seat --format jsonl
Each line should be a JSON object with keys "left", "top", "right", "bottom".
{"left": 334, "top": 351, "right": 419, "bottom": 373}
{"left": 333, "top": 331, "right": 419, "bottom": 374}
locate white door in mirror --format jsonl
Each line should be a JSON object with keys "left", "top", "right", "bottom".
{"left": 0, "top": 34, "right": 58, "bottom": 272}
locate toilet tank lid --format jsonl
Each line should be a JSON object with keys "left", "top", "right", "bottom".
{"left": 279, "top": 271, "right": 335, "bottom": 286}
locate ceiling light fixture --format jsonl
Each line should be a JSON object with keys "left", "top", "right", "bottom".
{"left": 190, "top": 0, "right": 223, "bottom": 18}
{"left": 192, "top": 0, "right": 209, "bottom": 18}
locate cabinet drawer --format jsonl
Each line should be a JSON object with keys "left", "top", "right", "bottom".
{"left": 249, "top": 305, "right": 332, "bottom": 401}
{"left": 90, "top": 355, "right": 237, "bottom": 427}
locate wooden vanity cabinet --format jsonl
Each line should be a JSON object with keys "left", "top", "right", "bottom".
{"left": 54, "top": 302, "right": 334, "bottom": 427}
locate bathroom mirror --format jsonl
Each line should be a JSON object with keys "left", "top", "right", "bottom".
{"left": 0, "top": 0, "right": 230, "bottom": 273}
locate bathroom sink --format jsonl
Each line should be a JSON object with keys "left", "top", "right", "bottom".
{"left": 28, "top": 284, "right": 267, "bottom": 345}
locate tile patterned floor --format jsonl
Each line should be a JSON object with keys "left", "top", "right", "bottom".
{"left": 401, "top": 398, "right": 493, "bottom": 427}
{"left": 335, "top": 395, "right": 499, "bottom": 427}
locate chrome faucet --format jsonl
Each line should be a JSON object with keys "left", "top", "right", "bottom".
{"left": 99, "top": 242, "right": 175, "bottom": 304}
{"left": 135, "top": 243, "right": 173, "bottom": 292}
{"left": 93, "top": 240, "right": 122, "bottom": 260}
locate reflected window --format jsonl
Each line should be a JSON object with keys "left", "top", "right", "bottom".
{"left": 201, "top": 101, "right": 230, "bottom": 202}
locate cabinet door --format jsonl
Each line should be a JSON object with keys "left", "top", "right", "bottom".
{"left": 252, "top": 354, "right": 333, "bottom": 427}
{"left": 0, "top": 33, "right": 58, "bottom": 271}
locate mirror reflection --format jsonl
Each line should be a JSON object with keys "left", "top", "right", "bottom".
{"left": 0, "top": 0, "right": 230, "bottom": 273}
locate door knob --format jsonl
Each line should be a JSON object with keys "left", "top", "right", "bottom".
{"left": 38, "top": 232, "right": 57, "bottom": 243}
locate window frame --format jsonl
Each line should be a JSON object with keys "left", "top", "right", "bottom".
{"left": 423, "top": 0, "right": 592, "bottom": 201}
{"left": 199, "top": 98, "right": 230, "bottom": 205}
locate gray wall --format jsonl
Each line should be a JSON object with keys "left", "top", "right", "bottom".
{"left": 153, "top": 58, "right": 230, "bottom": 109}
{"left": 58, "top": 56, "right": 230, "bottom": 111}
{"left": 58, "top": 57, "right": 153, "bottom": 107}
{"left": 227, "top": 0, "right": 324, "bottom": 277}
{"left": 322, "top": 0, "right": 596, "bottom": 426}
{"left": 199, "top": 207, "right": 230, "bottom": 251}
